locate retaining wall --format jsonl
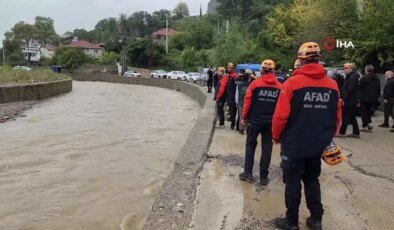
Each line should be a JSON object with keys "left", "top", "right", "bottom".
{"left": 72, "top": 74, "right": 216, "bottom": 229}
{"left": 0, "top": 79, "right": 72, "bottom": 104}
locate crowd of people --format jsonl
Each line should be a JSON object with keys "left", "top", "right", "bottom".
{"left": 207, "top": 42, "right": 394, "bottom": 230}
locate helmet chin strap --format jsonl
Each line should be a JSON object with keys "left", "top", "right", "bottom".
{"left": 302, "top": 57, "right": 319, "bottom": 65}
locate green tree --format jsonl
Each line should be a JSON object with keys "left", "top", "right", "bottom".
{"left": 345, "top": 0, "right": 394, "bottom": 68}
{"left": 33, "top": 16, "right": 59, "bottom": 45}
{"left": 173, "top": 2, "right": 190, "bottom": 19}
{"left": 125, "top": 38, "right": 165, "bottom": 68}
{"left": 152, "top": 9, "right": 172, "bottom": 30}
{"left": 53, "top": 47, "right": 92, "bottom": 69}
{"left": 5, "top": 22, "right": 35, "bottom": 47}
{"left": 98, "top": 51, "right": 119, "bottom": 65}
{"left": 180, "top": 47, "right": 202, "bottom": 70}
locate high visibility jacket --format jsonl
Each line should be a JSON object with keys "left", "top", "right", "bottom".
{"left": 242, "top": 73, "right": 282, "bottom": 125}
{"left": 215, "top": 76, "right": 228, "bottom": 102}
{"left": 272, "top": 63, "right": 341, "bottom": 159}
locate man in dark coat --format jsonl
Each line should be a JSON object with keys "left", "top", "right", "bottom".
{"left": 379, "top": 70, "right": 394, "bottom": 130}
{"left": 337, "top": 63, "right": 360, "bottom": 138}
{"left": 207, "top": 67, "right": 214, "bottom": 93}
{"left": 358, "top": 65, "right": 381, "bottom": 131}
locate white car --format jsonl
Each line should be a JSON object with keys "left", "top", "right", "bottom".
{"left": 167, "top": 71, "right": 187, "bottom": 80}
{"left": 13, "top": 65, "right": 32, "bottom": 71}
{"left": 124, "top": 70, "right": 141, "bottom": 78}
{"left": 150, "top": 70, "right": 167, "bottom": 79}
{"left": 187, "top": 72, "right": 201, "bottom": 83}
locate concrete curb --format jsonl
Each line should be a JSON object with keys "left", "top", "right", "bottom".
{"left": 0, "top": 79, "right": 72, "bottom": 104}
{"left": 71, "top": 74, "right": 216, "bottom": 229}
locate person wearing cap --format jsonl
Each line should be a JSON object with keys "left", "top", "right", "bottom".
{"left": 239, "top": 59, "right": 282, "bottom": 185}
{"left": 214, "top": 67, "right": 227, "bottom": 128}
{"left": 272, "top": 42, "right": 341, "bottom": 230}
{"left": 337, "top": 63, "right": 361, "bottom": 138}
{"left": 225, "top": 63, "right": 239, "bottom": 130}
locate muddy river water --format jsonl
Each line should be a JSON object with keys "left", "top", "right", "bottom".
{"left": 0, "top": 81, "right": 199, "bottom": 230}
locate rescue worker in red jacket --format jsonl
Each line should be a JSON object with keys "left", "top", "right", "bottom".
{"left": 225, "top": 63, "right": 239, "bottom": 130}
{"left": 272, "top": 42, "right": 341, "bottom": 230}
{"left": 214, "top": 67, "right": 227, "bottom": 128}
{"left": 239, "top": 60, "right": 282, "bottom": 185}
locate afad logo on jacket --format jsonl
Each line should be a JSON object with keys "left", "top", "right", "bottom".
{"left": 323, "top": 37, "right": 355, "bottom": 51}
{"left": 303, "top": 91, "right": 331, "bottom": 109}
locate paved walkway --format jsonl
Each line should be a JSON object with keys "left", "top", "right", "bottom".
{"left": 191, "top": 112, "right": 394, "bottom": 229}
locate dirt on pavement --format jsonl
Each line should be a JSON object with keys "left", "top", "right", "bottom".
{"left": 192, "top": 113, "right": 394, "bottom": 230}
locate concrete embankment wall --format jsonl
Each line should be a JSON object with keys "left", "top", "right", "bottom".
{"left": 0, "top": 79, "right": 72, "bottom": 104}
{"left": 72, "top": 74, "right": 216, "bottom": 229}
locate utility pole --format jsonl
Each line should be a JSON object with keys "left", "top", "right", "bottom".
{"left": 2, "top": 40, "right": 5, "bottom": 66}
{"left": 165, "top": 14, "right": 169, "bottom": 54}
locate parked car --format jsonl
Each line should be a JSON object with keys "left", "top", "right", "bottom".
{"left": 167, "top": 71, "right": 187, "bottom": 80}
{"left": 13, "top": 65, "right": 32, "bottom": 71}
{"left": 124, "top": 70, "right": 141, "bottom": 78}
{"left": 151, "top": 70, "right": 167, "bottom": 79}
{"left": 187, "top": 72, "right": 201, "bottom": 83}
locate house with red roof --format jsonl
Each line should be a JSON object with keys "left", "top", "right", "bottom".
{"left": 152, "top": 28, "right": 177, "bottom": 45}
{"left": 40, "top": 45, "right": 57, "bottom": 59}
{"left": 64, "top": 37, "right": 104, "bottom": 58}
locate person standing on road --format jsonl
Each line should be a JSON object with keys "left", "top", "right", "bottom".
{"left": 235, "top": 70, "right": 251, "bottom": 135}
{"left": 239, "top": 60, "right": 282, "bottom": 185}
{"left": 213, "top": 68, "right": 220, "bottom": 92}
{"left": 337, "top": 63, "right": 360, "bottom": 138}
{"left": 272, "top": 42, "right": 341, "bottom": 230}
{"left": 379, "top": 70, "right": 394, "bottom": 130}
{"left": 358, "top": 65, "right": 381, "bottom": 132}
{"left": 275, "top": 64, "right": 288, "bottom": 83}
{"left": 214, "top": 67, "right": 228, "bottom": 128}
{"left": 226, "top": 63, "right": 239, "bottom": 130}
{"left": 207, "top": 67, "right": 214, "bottom": 93}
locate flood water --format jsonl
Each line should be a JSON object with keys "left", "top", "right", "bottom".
{"left": 0, "top": 81, "right": 199, "bottom": 230}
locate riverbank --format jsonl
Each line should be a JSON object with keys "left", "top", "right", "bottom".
{"left": 0, "top": 67, "right": 69, "bottom": 85}
{"left": 0, "top": 101, "right": 37, "bottom": 123}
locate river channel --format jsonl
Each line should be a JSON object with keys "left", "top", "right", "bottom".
{"left": 0, "top": 81, "right": 200, "bottom": 230}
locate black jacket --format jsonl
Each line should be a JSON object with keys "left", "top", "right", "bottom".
{"left": 213, "top": 73, "right": 219, "bottom": 87}
{"left": 358, "top": 73, "right": 381, "bottom": 103}
{"left": 383, "top": 78, "right": 394, "bottom": 99}
{"left": 333, "top": 73, "right": 345, "bottom": 89}
{"left": 207, "top": 69, "right": 213, "bottom": 82}
{"left": 341, "top": 71, "right": 359, "bottom": 106}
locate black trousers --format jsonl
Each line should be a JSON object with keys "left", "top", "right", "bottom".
{"left": 281, "top": 154, "right": 324, "bottom": 225}
{"left": 228, "top": 102, "right": 237, "bottom": 128}
{"left": 237, "top": 105, "right": 245, "bottom": 132}
{"left": 383, "top": 99, "right": 394, "bottom": 125}
{"left": 207, "top": 80, "right": 213, "bottom": 93}
{"left": 360, "top": 102, "right": 375, "bottom": 127}
{"left": 217, "top": 101, "right": 225, "bottom": 125}
{"left": 339, "top": 105, "right": 360, "bottom": 135}
{"left": 244, "top": 123, "right": 273, "bottom": 178}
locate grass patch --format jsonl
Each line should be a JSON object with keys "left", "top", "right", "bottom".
{"left": 0, "top": 66, "right": 70, "bottom": 85}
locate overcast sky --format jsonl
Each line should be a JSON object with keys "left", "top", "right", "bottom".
{"left": 0, "top": 0, "right": 211, "bottom": 42}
